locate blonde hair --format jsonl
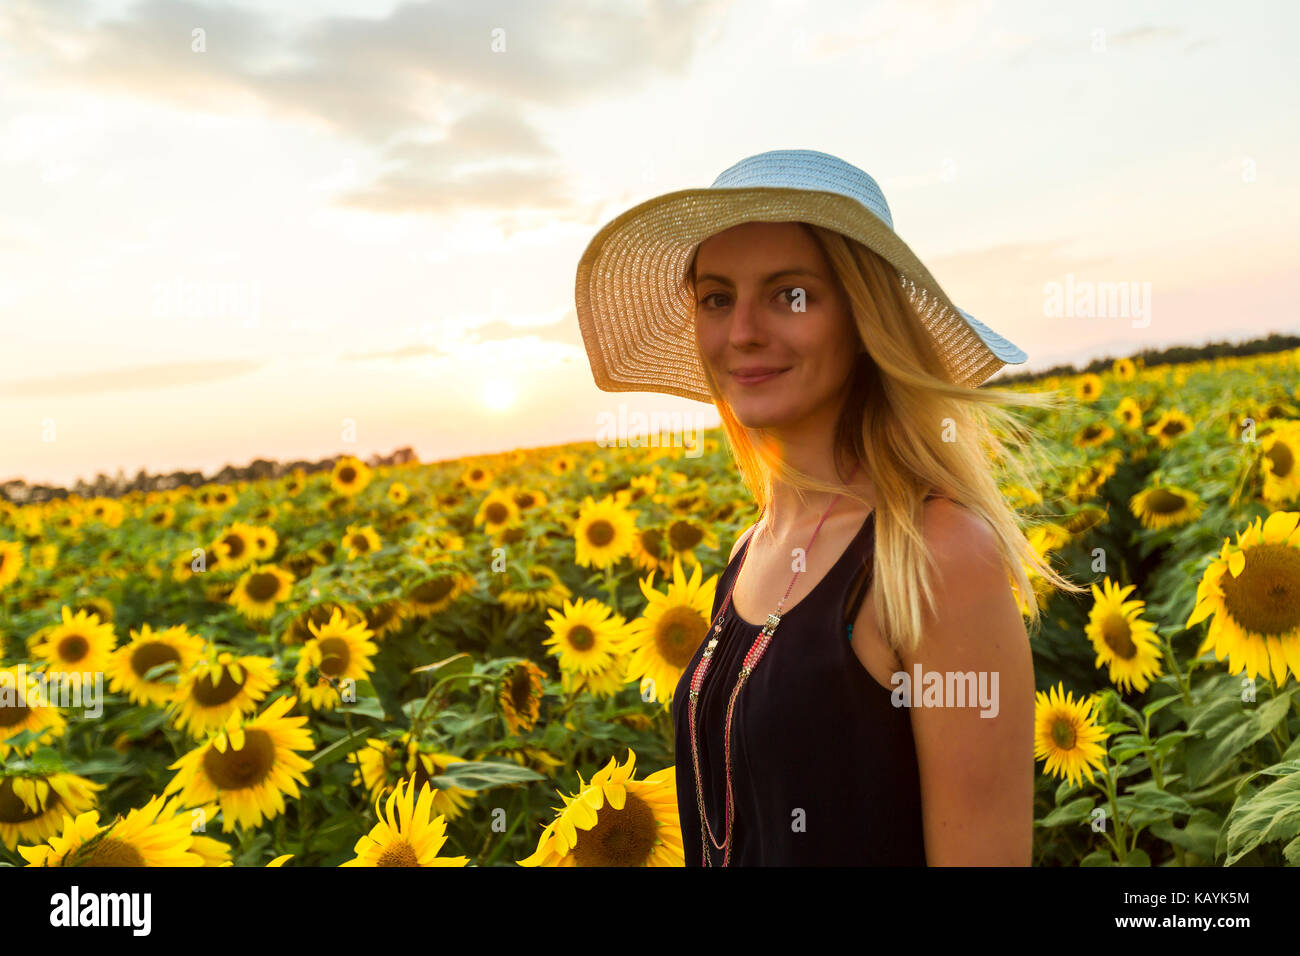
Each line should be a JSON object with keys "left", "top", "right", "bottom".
{"left": 686, "top": 222, "right": 1084, "bottom": 657}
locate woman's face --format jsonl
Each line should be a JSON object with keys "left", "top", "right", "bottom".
{"left": 693, "top": 221, "right": 860, "bottom": 430}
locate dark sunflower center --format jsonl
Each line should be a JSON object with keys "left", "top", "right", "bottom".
{"left": 339, "top": 467, "right": 357, "bottom": 483}
{"left": 568, "top": 625, "right": 595, "bottom": 651}
{"left": 640, "top": 529, "right": 664, "bottom": 557}
{"left": 1266, "top": 441, "right": 1294, "bottom": 479}
{"left": 571, "top": 792, "right": 657, "bottom": 866}
{"left": 654, "top": 606, "right": 706, "bottom": 668}
{"left": 0, "top": 777, "right": 55, "bottom": 823}
{"left": 377, "top": 839, "right": 421, "bottom": 867}
{"left": 78, "top": 836, "right": 146, "bottom": 867}
{"left": 1081, "top": 425, "right": 1104, "bottom": 441}
{"left": 515, "top": 493, "right": 536, "bottom": 509}
{"left": 317, "top": 637, "right": 351, "bottom": 677}
{"left": 191, "top": 668, "right": 245, "bottom": 707}
{"left": 130, "top": 642, "right": 181, "bottom": 681}
{"left": 667, "top": 521, "right": 703, "bottom": 551}
{"left": 222, "top": 535, "right": 246, "bottom": 559}
{"left": 586, "top": 520, "right": 615, "bottom": 547}
{"left": 366, "top": 604, "right": 395, "bottom": 629}
{"left": 485, "top": 503, "right": 509, "bottom": 524}
{"left": 350, "top": 535, "right": 372, "bottom": 553}
{"left": 1051, "top": 718, "right": 1077, "bottom": 750}
{"left": 411, "top": 578, "right": 454, "bottom": 604}
{"left": 510, "top": 667, "right": 533, "bottom": 708}
{"left": 1219, "top": 543, "right": 1300, "bottom": 637}
{"left": 1101, "top": 614, "right": 1136, "bottom": 659}
{"left": 0, "top": 697, "right": 30, "bottom": 727}
{"left": 1145, "top": 489, "right": 1188, "bottom": 514}
{"left": 1161, "top": 420, "right": 1187, "bottom": 438}
{"left": 202, "top": 728, "right": 275, "bottom": 790}
{"left": 245, "top": 572, "right": 282, "bottom": 602}
{"left": 58, "top": 635, "right": 89, "bottom": 662}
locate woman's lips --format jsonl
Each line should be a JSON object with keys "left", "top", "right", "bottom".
{"left": 732, "top": 367, "right": 789, "bottom": 386}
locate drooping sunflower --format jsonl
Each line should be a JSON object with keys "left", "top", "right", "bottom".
{"left": 1074, "top": 373, "right": 1103, "bottom": 402}
{"left": 169, "top": 650, "right": 279, "bottom": 740}
{"left": 228, "top": 563, "right": 295, "bottom": 621}
{"left": 332, "top": 456, "right": 372, "bottom": 497}
{"left": 1147, "top": 409, "right": 1194, "bottom": 447}
{"left": 0, "top": 666, "right": 67, "bottom": 757}
{"left": 0, "top": 772, "right": 104, "bottom": 850}
{"left": 517, "top": 749, "right": 682, "bottom": 867}
{"left": 624, "top": 556, "right": 716, "bottom": 706}
{"left": 660, "top": 517, "right": 720, "bottom": 569}
{"left": 1260, "top": 422, "right": 1300, "bottom": 505}
{"left": 475, "top": 489, "right": 520, "bottom": 536}
{"left": 31, "top": 605, "right": 117, "bottom": 677}
{"left": 349, "top": 734, "right": 474, "bottom": 821}
{"left": 361, "top": 598, "right": 409, "bottom": 640}
{"left": 341, "top": 524, "right": 382, "bottom": 559}
{"left": 498, "top": 660, "right": 548, "bottom": 734}
{"left": 1129, "top": 483, "right": 1205, "bottom": 531}
{"left": 1185, "top": 510, "right": 1300, "bottom": 685}
{"left": 1060, "top": 504, "right": 1108, "bottom": 537}
{"left": 18, "top": 794, "right": 207, "bottom": 867}
{"left": 543, "top": 597, "right": 628, "bottom": 676}
{"left": 1085, "top": 578, "right": 1164, "bottom": 693}
{"left": 572, "top": 495, "right": 638, "bottom": 569}
{"left": 495, "top": 564, "right": 573, "bottom": 613}
{"left": 1033, "top": 684, "right": 1109, "bottom": 787}
{"left": 406, "top": 571, "right": 477, "bottom": 618}
{"left": 211, "top": 521, "right": 260, "bottom": 572}
{"left": 105, "top": 623, "right": 206, "bottom": 707}
{"left": 1073, "top": 422, "right": 1115, "bottom": 449}
{"left": 294, "top": 608, "right": 378, "bottom": 711}
{"left": 340, "top": 778, "right": 469, "bottom": 867}
{"left": 163, "top": 695, "right": 315, "bottom": 832}
{"left": 1115, "top": 396, "right": 1143, "bottom": 429}
{"left": 0, "top": 540, "right": 24, "bottom": 590}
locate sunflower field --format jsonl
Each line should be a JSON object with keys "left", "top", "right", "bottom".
{"left": 2, "top": 347, "right": 1299, "bottom": 867}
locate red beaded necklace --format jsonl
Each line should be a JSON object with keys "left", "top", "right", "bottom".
{"left": 687, "top": 463, "right": 859, "bottom": 866}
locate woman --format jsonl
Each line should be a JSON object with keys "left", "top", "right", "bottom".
{"left": 574, "top": 149, "right": 1080, "bottom": 865}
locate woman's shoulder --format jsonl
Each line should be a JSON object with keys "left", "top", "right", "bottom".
{"left": 920, "top": 494, "right": 1000, "bottom": 573}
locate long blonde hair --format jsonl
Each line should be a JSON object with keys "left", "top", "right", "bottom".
{"left": 687, "top": 223, "right": 1084, "bottom": 657}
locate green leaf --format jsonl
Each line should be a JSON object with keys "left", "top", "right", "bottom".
{"left": 310, "top": 726, "right": 373, "bottom": 767}
{"left": 1184, "top": 689, "right": 1296, "bottom": 788}
{"left": 1141, "top": 694, "right": 1180, "bottom": 720}
{"left": 1222, "top": 764, "right": 1300, "bottom": 865}
{"left": 1123, "top": 784, "right": 1194, "bottom": 816}
{"left": 1037, "top": 796, "right": 1095, "bottom": 828}
{"left": 1080, "top": 850, "right": 1115, "bottom": 866}
{"left": 1149, "top": 808, "right": 1223, "bottom": 861}
{"left": 427, "top": 760, "right": 545, "bottom": 791}
{"left": 1121, "top": 848, "right": 1151, "bottom": 866}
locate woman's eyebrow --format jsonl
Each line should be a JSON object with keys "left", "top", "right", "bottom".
{"left": 695, "top": 268, "right": 822, "bottom": 287}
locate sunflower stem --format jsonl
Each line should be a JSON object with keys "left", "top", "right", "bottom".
{"left": 1158, "top": 632, "right": 1194, "bottom": 708}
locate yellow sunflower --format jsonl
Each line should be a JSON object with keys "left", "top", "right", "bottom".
{"left": 284, "top": 601, "right": 364, "bottom": 643}
{"left": 0, "top": 772, "right": 104, "bottom": 850}
{"left": 0, "top": 665, "right": 67, "bottom": 757}
{"left": 661, "top": 517, "right": 720, "bottom": 569}
{"left": 31, "top": 605, "right": 117, "bottom": 677}
{"left": 1085, "top": 578, "right": 1163, "bottom": 693}
{"left": 18, "top": 794, "right": 207, "bottom": 867}
{"left": 251, "top": 525, "right": 278, "bottom": 561}
{"left": 495, "top": 564, "right": 572, "bottom": 614}
{"left": 348, "top": 734, "right": 474, "bottom": 820}
{"left": 572, "top": 495, "right": 638, "bottom": 569}
{"left": 584, "top": 459, "right": 608, "bottom": 483}
{"left": 498, "top": 660, "right": 547, "bottom": 734}
{"left": 1186, "top": 510, "right": 1300, "bottom": 685}
{"left": 560, "top": 650, "right": 631, "bottom": 700}
{"left": 512, "top": 487, "right": 548, "bottom": 513}
{"left": 170, "top": 650, "right": 279, "bottom": 740}
{"left": 211, "top": 521, "right": 260, "bottom": 572}
{"left": 461, "top": 464, "right": 494, "bottom": 491}
{"left": 1112, "top": 357, "right": 1137, "bottom": 381}
{"left": 228, "top": 563, "right": 295, "bottom": 620}
{"left": 406, "top": 571, "right": 477, "bottom": 618}
{"left": 1129, "top": 484, "right": 1205, "bottom": 531}
{"left": 549, "top": 454, "right": 578, "bottom": 477}
{"left": 387, "top": 482, "right": 410, "bottom": 505}
{"left": 624, "top": 556, "right": 716, "bottom": 706}
{"left": 1260, "top": 422, "right": 1300, "bottom": 505}
{"left": 475, "top": 489, "right": 521, "bottom": 536}
{"left": 163, "top": 694, "right": 314, "bottom": 832}
{"left": 0, "top": 540, "right": 24, "bottom": 590}
{"left": 342, "top": 524, "right": 382, "bottom": 559}
{"left": 1033, "top": 684, "right": 1109, "bottom": 787}
{"left": 1074, "top": 373, "right": 1103, "bottom": 402}
{"left": 1115, "top": 396, "right": 1143, "bottom": 429}
{"left": 1147, "top": 409, "right": 1194, "bottom": 447}
{"left": 294, "top": 608, "right": 378, "bottom": 711}
{"left": 361, "top": 598, "right": 409, "bottom": 640}
{"left": 332, "top": 456, "right": 372, "bottom": 497}
{"left": 517, "top": 749, "right": 682, "bottom": 867}
{"left": 1073, "top": 422, "right": 1115, "bottom": 449}
{"left": 340, "top": 778, "right": 469, "bottom": 867}
{"left": 543, "top": 597, "right": 628, "bottom": 676}
{"left": 105, "top": 623, "right": 206, "bottom": 707}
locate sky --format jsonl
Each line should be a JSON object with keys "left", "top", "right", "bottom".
{"left": 2, "top": 0, "right": 1297, "bottom": 488}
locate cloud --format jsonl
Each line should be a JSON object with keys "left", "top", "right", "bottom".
{"left": 337, "top": 310, "right": 585, "bottom": 362}
{"left": 1, "top": 358, "right": 263, "bottom": 396}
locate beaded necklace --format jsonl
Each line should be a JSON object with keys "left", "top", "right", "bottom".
{"left": 687, "top": 464, "right": 859, "bottom": 866}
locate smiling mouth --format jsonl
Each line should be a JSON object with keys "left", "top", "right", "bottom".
{"left": 731, "top": 368, "right": 790, "bottom": 386}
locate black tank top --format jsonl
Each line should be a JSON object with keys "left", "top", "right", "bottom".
{"left": 672, "top": 506, "right": 928, "bottom": 866}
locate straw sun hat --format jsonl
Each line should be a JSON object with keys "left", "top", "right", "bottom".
{"left": 574, "top": 148, "right": 1027, "bottom": 404}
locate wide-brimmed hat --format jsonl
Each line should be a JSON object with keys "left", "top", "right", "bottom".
{"left": 574, "top": 148, "right": 1027, "bottom": 403}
